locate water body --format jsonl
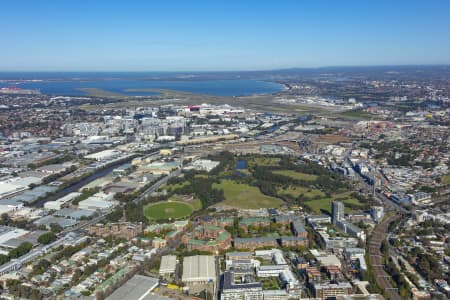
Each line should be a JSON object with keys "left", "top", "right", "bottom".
{"left": 236, "top": 160, "right": 247, "bottom": 170}
{"left": 0, "top": 72, "right": 285, "bottom": 97}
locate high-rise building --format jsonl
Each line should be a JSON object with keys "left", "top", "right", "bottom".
{"left": 332, "top": 201, "right": 344, "bottom": 225}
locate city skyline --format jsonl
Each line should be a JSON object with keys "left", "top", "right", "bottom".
{"left": 1, "top": 0, "right": 450, "bottom": 71}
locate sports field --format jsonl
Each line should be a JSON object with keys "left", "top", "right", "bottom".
{"left": 144, "top": 201, "right": 193, "bottom": 220}
{"left": 273, "top": 170, "right": 318, "bottom": 181}
{"left": 213, "top": 180, "right": 283, "bottom": 209}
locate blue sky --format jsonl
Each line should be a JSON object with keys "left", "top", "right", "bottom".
{"left": 1, "top": 0, "right": 450, "bottom": 71}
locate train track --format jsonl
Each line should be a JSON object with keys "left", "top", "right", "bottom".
{"left": 368, "top": 214, "right": 402, "bottom": 300}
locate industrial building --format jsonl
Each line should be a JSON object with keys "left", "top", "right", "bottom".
{"left": 78, "top": 198, "right": 113, "bottom": 211}
{"left": 5, "top": 185, "right": 57, "bottom": 204}
{"left": 0, "top": 177, "right": 42, "bottom": 199}
{"left": 78, "top": 192, "right": 114, "bottom": 211}
{"left": 183, "top": 159, "right": 220, "bottom": 172}
{"left": 159, "top": 255, "right": 177, "bottom": 277}
{"left": 44, "top": 192, "right": 81, "bottom": 210}
{"left": 85, "top": 149, "right": 122, "bottom": 161}
{"left": 0, "top": 226, "right": 29, "bottom": 250}
{"left": 106, "top": 274, "right": 159, "bottom": 300}
{"left": 182, "top": 255, "right": 217, "bottom": 286}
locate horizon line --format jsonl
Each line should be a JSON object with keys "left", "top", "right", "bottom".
{"left": 0, "top": 64, "right": 449, "bottom": 73}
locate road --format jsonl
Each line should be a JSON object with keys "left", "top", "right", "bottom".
{"left": 368, "top": 214, "right": 402, "bottom": 300}
{"left": 133, "top": 168, "right": 182, "bottom": 204}
{"left": 60, "top": 211, "right": 112, "bottom": 235}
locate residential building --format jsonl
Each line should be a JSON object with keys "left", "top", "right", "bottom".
{"left": 332, "top": 201, "right": 344, "bottom": 225}
{"left": 88, "top": 222, "right": 142, "bottom": 240}
{"left": 280, "top": 236, "right": 308, "bottom": 247}
{"left": 234, "top": 237, "right": 278, "bottom": 250}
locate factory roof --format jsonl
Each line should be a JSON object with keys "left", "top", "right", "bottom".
{"left": 182, "top": 255, "right": 216, "bottom": 283}
{"left": 106, "top": 275, "right": 159, "bottom": 300}
{"left": 159, "top": 255, "right": 177, "bottom": 274}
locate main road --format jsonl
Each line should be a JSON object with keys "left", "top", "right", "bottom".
{"left": 133, "top": 168, "right": 182, "bottom": 204}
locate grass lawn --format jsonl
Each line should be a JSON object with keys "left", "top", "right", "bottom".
{"left": 259, "top": 277, "right": 280, "bottom": 290}
{"left": 442, "top": 174, "right": 450, "bottom": 185}
{"left": 303, "top": 192, "right": 364, "bottom": 214}
{"left": 273, "top": 170, "right": 318, "bottom": 181}
{"left": 169, "top": 194, "right": 202, "bottom": 211}
{"left": 164, "top": 181, "right": 189, "bottom": 192}
{"left": 144, "top": 201, "right": 193, "bottom": 220}
{"left": 248, "top": 157, "right": 281, "bottom": 167}
{"left": 213, "top": 180, "right": 283, "bottom": 209}
{"left": 340, "top": 109, "right": 373, "bottom": 119}
{"left": 194, "top": 174, "right": 209, "bottom": 179}
{"left": 278, "top": 186, "right": 325, "bottom": 199}
{"left": 190, "top": 198, "right": 202, "bottom": 210}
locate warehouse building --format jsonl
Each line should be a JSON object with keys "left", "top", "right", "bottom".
{"left": 6, "top": 185, "right": 57, "bottom": 204}
{"left": 182, "top": 255, "right": 216, "bottom": 286}
{"left": 44, "top": 192, "right": 81, "bottom": 210}
{"left": 0, "top": 226, "right": 29, "bottom": 249}
{"left": 0, "top": 177, "right": 42, "bottom": 199}
{"left": 78, "top": 198, "right": 113, "bottom": 211}
{"left": 183, "top": 159, "right": 220, "bottom": 172}
{"left": 106, "top": 274, "right": 159, "bottom": 300}
{"left": 159, "top": 255, "right": 177, "bottom": 277}
{"left": 85, "top": 149, "right": 122, "bottom": 161}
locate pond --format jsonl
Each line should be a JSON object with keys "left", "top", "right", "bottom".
{"left": 236, "top": 160, "right": 247, "bottom": 170}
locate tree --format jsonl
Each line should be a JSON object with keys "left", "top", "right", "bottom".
{"left": 50, "top": 223, "right": 63, "bottom": 233}
{"left": 9, "top": 242, "right": 33, "bottom": 259}
{"left": 38, "top": 232, "right": 57, "bottom": 245}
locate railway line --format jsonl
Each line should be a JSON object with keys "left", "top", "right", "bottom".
{"left": 368, "top": 214, "right": 402, "bottom": 300}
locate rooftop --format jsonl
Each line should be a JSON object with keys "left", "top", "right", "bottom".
{"left": 182, "top": 255, "right": 216, "bottom": 283}
{"left": 106, "top": 274, "right": 159, "bottom": 300}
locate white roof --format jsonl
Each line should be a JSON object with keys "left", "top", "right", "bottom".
{"left": 78, "top": 198, "right": 113, "bottom": 210}
{"left": 0, "top": 177, "right": 41, "bottom": 197}
{"left": 44, "top": 192, "right": 82, "bottom": 210}
{"left": 316, "top": 254, "right": 341, "bottom": 268}
{"left": 56, "top": 192, "right": 82, "bottom": 203}
{"left": 159, "top": 255, "right": 177, "bottom": 274}
{"left": 0, "top": 227, "right": 29, "bottom": 246}
{"left": 182, "top": 255, "right": 216, "bottom": 283}
{"left": 0, "top": 206, "right": 14, "bottom": 216}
